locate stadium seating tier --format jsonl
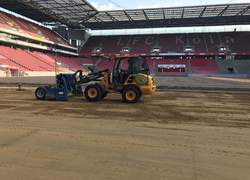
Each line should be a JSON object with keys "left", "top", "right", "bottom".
{"left": 0, "top": 11, "right": 69, "bottom": 45}
{"left": 81, "top": 32, "right": 250, "bottom": 55}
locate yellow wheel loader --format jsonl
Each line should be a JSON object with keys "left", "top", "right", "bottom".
{"left": 83, "top": 56, "right": 156, "bottom": 103}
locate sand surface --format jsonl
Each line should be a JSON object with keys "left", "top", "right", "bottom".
{"left": 0, "top": 89, "right": 249, "bottom": 180}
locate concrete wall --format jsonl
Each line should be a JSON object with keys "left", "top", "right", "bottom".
{"left": 216, "top": 58, "right": 250, "bottom": 74}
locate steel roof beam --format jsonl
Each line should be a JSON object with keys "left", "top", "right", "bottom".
{"left": 105, "top": 12, "right": 118, "bottom": 21}
{"left": 199, "top": 6, "right": 207, "bottom": 17}
{"left": 124, "top": 11, "right": 134, "bottom": 21}
{"left": 142, "top": 10, "right": 149, "bottom": 20}
{"left": 236, "top": 6, "right": 250, "bottom": 15}
{"left": 218, "top": 5, "right": 230, "bottom": 16}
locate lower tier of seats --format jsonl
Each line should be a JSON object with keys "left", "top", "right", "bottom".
{"left": 0, "top": 45, "right": 249, "bottom": 77}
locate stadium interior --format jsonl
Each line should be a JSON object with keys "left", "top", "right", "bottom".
{"left": 0, "top": 1, "right": 250, "bottom": 180}
{"left": 0, "top": 1, "right": 249, "bottom": 77}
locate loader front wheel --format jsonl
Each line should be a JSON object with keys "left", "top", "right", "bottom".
{"left": 84, "top": 84, "right": 103, "bottom": 102}
{"left": 122, "top": 85, "right": 141, "bottom": 103}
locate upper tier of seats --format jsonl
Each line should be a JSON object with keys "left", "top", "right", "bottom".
{"left": 80, "top": 32, "right": 250, "bottom": 55}
{"left": 0, "top": 11, "right": 68, "bottom": 45}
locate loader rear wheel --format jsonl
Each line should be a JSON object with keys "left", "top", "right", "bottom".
{"left": 35, "top": 87, "right": 47, "bottom": 100}
{"left": 122, "top": 85, "right": 141, "bottom": 103}
{"left": 84, "top": 84, "right": 103, "bottom": 102}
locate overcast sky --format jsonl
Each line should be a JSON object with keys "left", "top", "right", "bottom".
{"left": 89, "top": 0, "right": 250, "bottom": 10}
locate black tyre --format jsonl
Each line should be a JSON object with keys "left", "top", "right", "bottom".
{"left": 84, "top": 84, "right": 103, "bottom": 102}
{"left": 122, "top": 85, "right": 141, "bottom": 103}
{"left": 101, "top": 91, "right": 108, "bottom": 99}
{"left": 35, "top": 87, "right": 47, "bottom": 100}
{"left": 97, "top": 85, "right": 108, "bottom": 100}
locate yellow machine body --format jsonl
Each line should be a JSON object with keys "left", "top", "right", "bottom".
{"left": 100, "top": 72, "right": 156, "bottom": 95}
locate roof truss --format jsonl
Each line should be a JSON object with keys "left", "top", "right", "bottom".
{"left": 0, "top": 1, "right": 250, "bottom": 29}
{"left": 84, "top": 3, "right": 250, "bottom": 29}
{"left": 0, "top": 0, "right": 98, "bottom": 27}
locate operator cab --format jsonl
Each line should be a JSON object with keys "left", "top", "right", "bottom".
{"left": 112, "top": 57, "right": 150, "bottom": 84}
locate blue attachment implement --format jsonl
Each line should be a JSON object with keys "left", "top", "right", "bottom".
{"left": 35, "top": 73, "right": 80, "bottom": 101}
{"left": 35, "top": 70, "right": 104, "bottom": 101}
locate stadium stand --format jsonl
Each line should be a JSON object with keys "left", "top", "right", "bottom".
{"left": 79, "top": 32, "right": 250, "bottom": 75}
{"left": 0, "top": 45, "right": 88, "bottom": 76}
{"left": 0, "top": 9, "right": 81, "bottom": 76}
{"left": 80, "top": 32, "right": 250, "bottom": 55}
{"left": 0, "top": 11, "right": 68, "bottom": 45}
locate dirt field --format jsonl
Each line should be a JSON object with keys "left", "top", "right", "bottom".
{"left": 1, "top": 75, "right": 250, "bottom": 90}
{"left": 0, "top": 88, "right": 250, "bottom": 180}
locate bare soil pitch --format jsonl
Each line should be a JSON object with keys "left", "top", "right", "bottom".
{"left": 0, "top": 88, "right": 249, "bottom": 180}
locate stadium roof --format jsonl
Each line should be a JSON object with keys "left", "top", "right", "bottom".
{"left": 0, "top": 1, "right": 250, "bottom": 29}
{"left": 84, "top": 3, "right": 250, "bottom": 29}
{"left": 0, "top": 0, "right": 98, "bottom": 27}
